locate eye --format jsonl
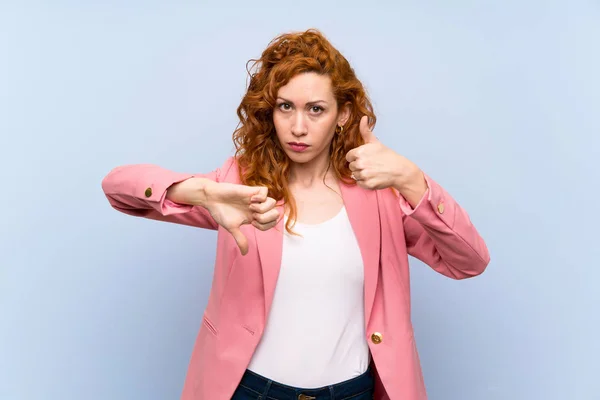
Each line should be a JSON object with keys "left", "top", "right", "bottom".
{"left": 277, "top": 102, "right": 292, "bottom": 111}
{"left": 310, "top": 106, "right": 324, "bottom": 114}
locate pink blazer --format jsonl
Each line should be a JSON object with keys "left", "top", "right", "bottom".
{"left": 102, "top": 156, "right": 490, "bottom": 400}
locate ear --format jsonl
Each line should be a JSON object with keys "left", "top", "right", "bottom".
{"left": 337, "top": 102, "right": 351, "bottom": 127}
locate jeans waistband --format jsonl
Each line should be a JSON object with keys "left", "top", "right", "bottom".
{"left": 236, "top": 367, "right": 374, "bottom": 400}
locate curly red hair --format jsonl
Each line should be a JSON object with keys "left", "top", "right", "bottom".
{"left": 232, "top": 29, "right": 376, "bottom": 233}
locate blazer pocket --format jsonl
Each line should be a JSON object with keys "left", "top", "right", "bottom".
{"left": 202, "top": 314, "right": 218, "bottom": 336}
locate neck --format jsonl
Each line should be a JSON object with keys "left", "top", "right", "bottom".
{"left": 288, "top": 152, "right": 334, "bottom": 188}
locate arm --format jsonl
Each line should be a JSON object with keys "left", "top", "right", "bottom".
{"left": 398, "top": 174, "right": 490, "bottom": 279}
{"left": 101, "top": 157, "right": 235, "bottom": 229}
{"left": 343, "top": 121, "right": 489, "bottom": 278}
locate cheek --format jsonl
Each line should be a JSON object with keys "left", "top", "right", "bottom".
{"left": 315, "top": 120, "right": 336, "bottom": 141}
{"left": 272, "top": 114, "right": 286, "bottom": 138}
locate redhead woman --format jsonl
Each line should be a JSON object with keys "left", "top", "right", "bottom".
{"left": 102, "top": 29, "right": 490, "bottom": 400}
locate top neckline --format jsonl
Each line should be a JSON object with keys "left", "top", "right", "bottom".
{"left": 284, "top": 206, "right": 346, "bottom": 229}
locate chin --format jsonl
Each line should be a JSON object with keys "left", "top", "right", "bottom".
{"left": 284, "top": 151, "right": 313, "bottom": 164}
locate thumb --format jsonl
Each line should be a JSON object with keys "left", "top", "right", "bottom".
{"left": 250, "top": 186, "right": 268, "bottom": 203}
{"left": 359, "top": 115, "right": 377, "bottom": 144}
{"left": 229, "top": 227, "right": 249, "bottom": 255}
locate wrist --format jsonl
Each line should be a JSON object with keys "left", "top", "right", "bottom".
{"left": 167, "top": 177, "right": 214, "bottom": 207}
{"left": 194, "top": 177, "right": 214, "bottom": 208}
{"left": 394, "top": 169, "right": 428, "bottom": 208}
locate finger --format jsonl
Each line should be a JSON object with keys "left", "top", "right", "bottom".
{"left": 346, "top": 148, "right": 358, "bottom": 163}
{"left": 253, "top": 208, "right": 280, "bottom": 225}
{"left": 250, "top": 186, "right": 268, "bottom": 203}
{"left": 249, "top": 197, "right": 277, "bottom": 213}
{"left": 353, "top": 168, "right": 371, "bottom": 181}
{"left": 357, "top": 180, "right": 370, "bottom": 190}
{"left": 348, "top": 160, "right": 363, "bottom": 172}
{"left": 357, "top": 176, "right": 380, "bottom": 190}
{"left": 359, "top": 115, "right": 377, "bottom": 144}
{"left": 252, "top": 219, "right": 278, "bottom": 231}
{"left": 356, "top": 178, "right": 374, "bottom": 190}
{"left": 229, "top": 227, "right": 249, "bottom": 255}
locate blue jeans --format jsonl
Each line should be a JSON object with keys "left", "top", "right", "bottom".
{"left": 231, "top": 367, "right": 374, "bottom": 400}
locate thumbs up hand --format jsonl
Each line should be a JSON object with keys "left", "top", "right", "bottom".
{"left": 345, "top": 116, "right": 427, "bottom": 200}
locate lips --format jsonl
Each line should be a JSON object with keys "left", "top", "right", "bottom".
{"left": 288, "top": 142, "right": 310, "bottom": 152}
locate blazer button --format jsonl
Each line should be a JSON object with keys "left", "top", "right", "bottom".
{"left": 371, "top": 332, "right": 383, "bottom": 344}
{"left": 437, "top": 203, "right": 445, "bottom": 214}
{"left": 144, "top": 187, "right": 153, "bottom": 198}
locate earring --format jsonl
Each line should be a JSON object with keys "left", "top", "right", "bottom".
{"left": 335, "top": 125, "right": 344, "bottom": 135}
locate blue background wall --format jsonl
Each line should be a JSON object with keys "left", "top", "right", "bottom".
{"left": 1, "top": 1, "right": 598, "bottom": 399}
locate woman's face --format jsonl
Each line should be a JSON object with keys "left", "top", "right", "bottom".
{"left": 273, "top": 72, "right": 349, "bottom": 166}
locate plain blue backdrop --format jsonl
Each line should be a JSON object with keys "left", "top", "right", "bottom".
{"left": 1, "top": 1, "right": 598, "bottom": 399}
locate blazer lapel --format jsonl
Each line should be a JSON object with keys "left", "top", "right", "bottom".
{"left": 254, "top": 204, "right": 285, "bottom": 321}
{"left": 339, "top": 183, "right": 381, "bottom": 326}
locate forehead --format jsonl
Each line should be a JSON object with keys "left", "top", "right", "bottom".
{"left": 277, "top": 72, "right": 334, "bottom": 102}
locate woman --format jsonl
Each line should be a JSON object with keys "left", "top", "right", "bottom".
{"left": 102, "top": 29, "right": 490, "bottom": 400}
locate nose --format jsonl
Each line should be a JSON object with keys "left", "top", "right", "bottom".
{"left": 291, "top": 111, "right": 308, "bottom": 137}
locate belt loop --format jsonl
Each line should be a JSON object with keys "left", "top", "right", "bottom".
{"left": 261, "top": 379, "right": 272, "bottom": 399}
{"left": 328, "top": 385, "right": 335, "bottom": 399}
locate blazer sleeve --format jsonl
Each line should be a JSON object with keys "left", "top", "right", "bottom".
{"left": 399, "top": 174, "right": 490, "bottom": 279}
{"left": 101, "top": 157, "right": 236, "bottom": 230}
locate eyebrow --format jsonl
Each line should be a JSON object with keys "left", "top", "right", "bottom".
{"left": 276, "top": 97, "right": 328, "bottom": 106}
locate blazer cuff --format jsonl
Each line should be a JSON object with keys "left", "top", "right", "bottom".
{"left": 398, "top": 173, "right": 456, "bottom": 229}
{"left": 138, "top": 170, "right": 197, "bottom": 216}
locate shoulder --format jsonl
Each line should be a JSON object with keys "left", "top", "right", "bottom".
{"left": 213, "top": 156, "right": 241, "bottom": 183}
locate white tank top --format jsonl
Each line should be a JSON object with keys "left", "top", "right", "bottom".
{"left": 247, "top": 206, "right": 370, "bottom": 388}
